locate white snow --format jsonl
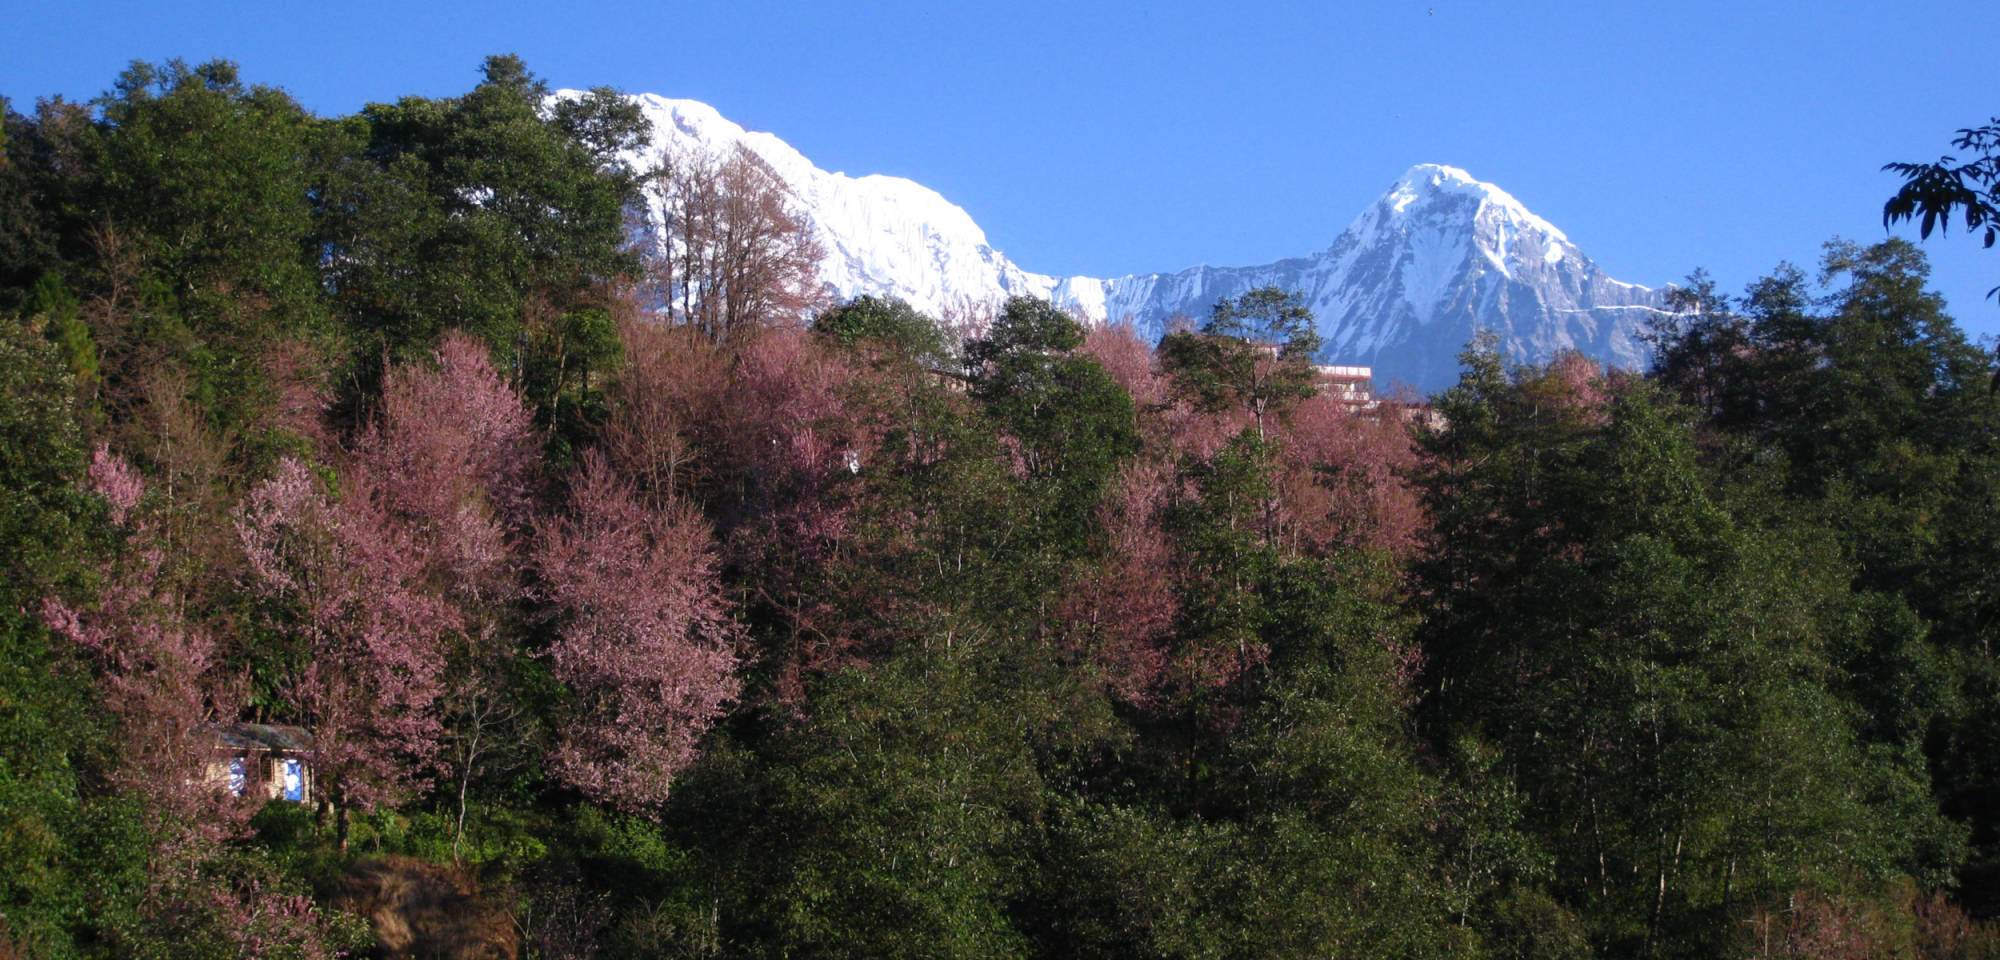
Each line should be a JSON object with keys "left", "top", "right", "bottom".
{"left": 606, "top": 92, "right": 1064, "bottom": 321}
{"left": 578, "top": 91, "right": 1664, "bottom": 387}
{"left": 1400, "top": 223, "right": 1470, "bottom": 324}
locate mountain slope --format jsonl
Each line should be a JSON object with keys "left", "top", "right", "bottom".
{"left": 1068, "top": 165, "right": 1665, "bottom": 391}
{"left": 616, "top": 94, "right": 1665, "bottom": 392}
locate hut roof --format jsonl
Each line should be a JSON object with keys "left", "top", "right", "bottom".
{"left": 211, "top": 722, "right": 314, "bottom": 753}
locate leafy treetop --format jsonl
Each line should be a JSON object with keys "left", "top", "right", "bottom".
{"left": 1884, "top": 116, "right": 2000, "bottom": 299}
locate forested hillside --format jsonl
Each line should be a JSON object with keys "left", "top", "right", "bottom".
{"left": 2, "top": 56, "right": 1998, "bottom": 959}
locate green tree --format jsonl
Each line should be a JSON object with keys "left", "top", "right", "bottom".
{"left": 43, "top": 59, "right": 335, "bottom": 454}
{"left": 0, "top": 314, "right": 97, "bottom": 605}
{"left": 672, "top": 627, "right": 1076, "bottom": 959}
{"left": 317, "top": 55, "right": 648, "bottom": 426}
{"left": 813, "top": 295, "right": 954, "bottom": 370}
{"left": 1158, "top": 286, "right": 1322, "bottom": 441}
{"left": 1037, "top": 549, "right": 1461, "bottom": 959}
{"left": 1651, "top": 242, "right": 2000, "bottom": 661}
{"left": 1416, "top": 347, "right": 1948, "bottom": 956}
{"left": 1884, "top": 116, "right": 2000, "bottom": 301}
{"left": 89, "top": 60, "right": 323, "bottom": 337}
{"left": 966, "top": 297, "right": 1138, "bottom": 578}
{"left": 0, "top": 314, "right": 142, "bottom": 957}
{"left": 1649, "top": 244, "right": 2000, "bottom": 919}
{"left": 1642, "top": 269, "right": 1746, "bottom": 420}
{"left": 0, "top": 97, "right": 66, "bottom": 318}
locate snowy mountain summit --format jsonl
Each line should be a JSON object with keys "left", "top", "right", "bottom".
{"left": 1073, "top": 162, "right": 1669, "bottom": 391}
{"left": 617, "top": 94, "right": 1666, "bottom": 392}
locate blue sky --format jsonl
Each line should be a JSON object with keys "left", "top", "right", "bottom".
{"left": 8, "top": 0, "right": 1999, "bottom": 341}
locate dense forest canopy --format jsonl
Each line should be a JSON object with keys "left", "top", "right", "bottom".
{"left": 2, "top": 55, "right": 1999, "bottom": 959}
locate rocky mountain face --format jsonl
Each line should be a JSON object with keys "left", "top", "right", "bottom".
{"left": 617, "top": 94, "right": 1666, "bottom": 393}
{"left": 1068, "top": 164, "right": 1666, "bottom": 392}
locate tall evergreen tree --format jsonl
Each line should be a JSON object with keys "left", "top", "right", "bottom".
{"left": 1159, "top": 286, "right": 1322, "bottom": 442}
{"left": 1651, "top": 240, "right": 2000, "bottom": 916}
{"left": 966, "top": 297, "right": 1139, "bottom": 590}
{"left": 1416, "top": 344, "right": 1953, "bottom": 956}
{"left": 316, "top": 55, "right": 648, "bottom": 426}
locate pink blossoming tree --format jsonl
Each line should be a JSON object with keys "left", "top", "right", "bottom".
{"left": 346, "top": 333, "right": 542, "bottom": 850}
{"left": 351, "top": 331, "right": 538, "bottom": 602}
{"left": 235, "top": 457, "right": 453, "bottom": 845}
{"left": 46, "top": 446, "right": 345, "bottom": 957}
{"left": 533, "top": 452, "right": 739, "bottom": 812}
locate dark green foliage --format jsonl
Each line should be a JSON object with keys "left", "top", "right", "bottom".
{"left": 0, "top": 612, "right": 125, "bottom": 958}
{"left": 0, "top": 316, "right": 140, "bottom": 958}
{"left": 1041, "top": 798, "right": 1455, "bottom": 960}
{"left": 1150, "top": 429, "right": 1282, "bottom": 718}
{"left": 316, "top": 55, "right": 647, "bottom": 422}
{"left": 1642, "top": 269, "right": 1745, "bottom": 419}
{"left": 1884, "top": 117, "right": 2000, "bottom": 297}
{"left": 692, "top": 643, "right": 1048, "bottom": 959}
{"left": 813, "top": 294, "right": 955, "bottom": 369}
{"left": 1034, "top": 555, "right": 1461, "bottom": 959}
{"left": 1416, "top": 345, "right": 1958, "bottom": 955}
{"left": 0, "top": 315, "right": 96, "bottom": 599}
{"left": 1159, "top": 286, "right": 1322, "bottom": 438}
{"left": 0, "top": 99, "right": 65, "bottom": 318}
{"left": 2, "top": 63, "right": 342, "bottom": 511}
{"left": 68, "top": 61, "right": 336, "bottom": 455}
{"left": 1649, "top": 243, "right": 2000, "bottom": 915}
{"left": 1884, "top": 115, "right": 2000, "bottom": 394}
{"left": 25, "top": 272, "right": 98, "bottom": 393}
{"left": 967, "top": 297, "right": 1139, "bottom": 574}
{"left": 1647, "top": 243, "right": 2000, "bottom": 649}
{"left": 90, "top": 60, "right": 324, "bottom": 334}
{"left": 855, "top": 375, "right": 1028, "bottom": 612}
{"left": 1207, "top": 286, "right": 1321, "bottom": 349}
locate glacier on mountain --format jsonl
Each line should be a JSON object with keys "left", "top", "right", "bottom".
{"left": 612, "top": 94, "right": 1667, "bottom": 393}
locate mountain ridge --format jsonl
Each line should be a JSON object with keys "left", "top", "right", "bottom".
{"left": 610, "top": 93, "right": 1667, "bottom": 392}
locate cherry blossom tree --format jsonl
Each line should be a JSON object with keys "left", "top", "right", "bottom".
{"left": 45, "top": 446, "right": 348, "bottom": 957}
{"left": 235, "top": 457, "right": 453, "bottom": 844}
{"left": 532, "top": 452, "right": 739, "bottom": 812}
{"left": 1060, "top": 458, "right": 1178, "bottom": 707}
{"left": 1270, "top": 390, "right": 1425, "bottom": 560}
{"left": 1081, "top": 319, "right": 1169, "bottom": 411}
{"left": 725, "top": 326, "right": 868, "bottom": 536}
{"left": 255, "top": 337, "right": 334, "bottom": 451}
{"left": 43, "top": 447, "right": 240, "bottom": 835}
{"left": 1096, "top": 316, "right": 1248, "bottom": 468}
{"left": 86, "top": 441, "right": 144, "bottom": 526}
{"left": 602, "top": 312, "right": 731, "bottom": 501}
{"left": 347, "top": 332, "right": 546, "bottom": 850}
{"left": 614, "top": 324, "right": 879, "bottom": 703}
{"left": 350, "top": 331, "right": 537, "bottom": 601}
{"left": 1544, "top": 349, "right": 1613, "bottom": 422}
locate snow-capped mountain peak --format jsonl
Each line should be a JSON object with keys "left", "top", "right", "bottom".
{"left": 621, "top": 94, "right": 1047, "bottom": 315}
{"left": 1357, "top": 164, "right": 1577, "bottom": 277}
{"left": 1390, "top": 163, "right": 1489, "bottom": 207}
{"left": 606, "top": 92, "right": 1666, "bottom": 392}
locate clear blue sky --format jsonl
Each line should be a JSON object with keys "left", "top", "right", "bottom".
{"left": 8, "top": 0, "right": 1999, "bottom": 341}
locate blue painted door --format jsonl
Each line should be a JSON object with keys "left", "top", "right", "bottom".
{"left": 279, "top": 758, "right": 304, "bottom": 802}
